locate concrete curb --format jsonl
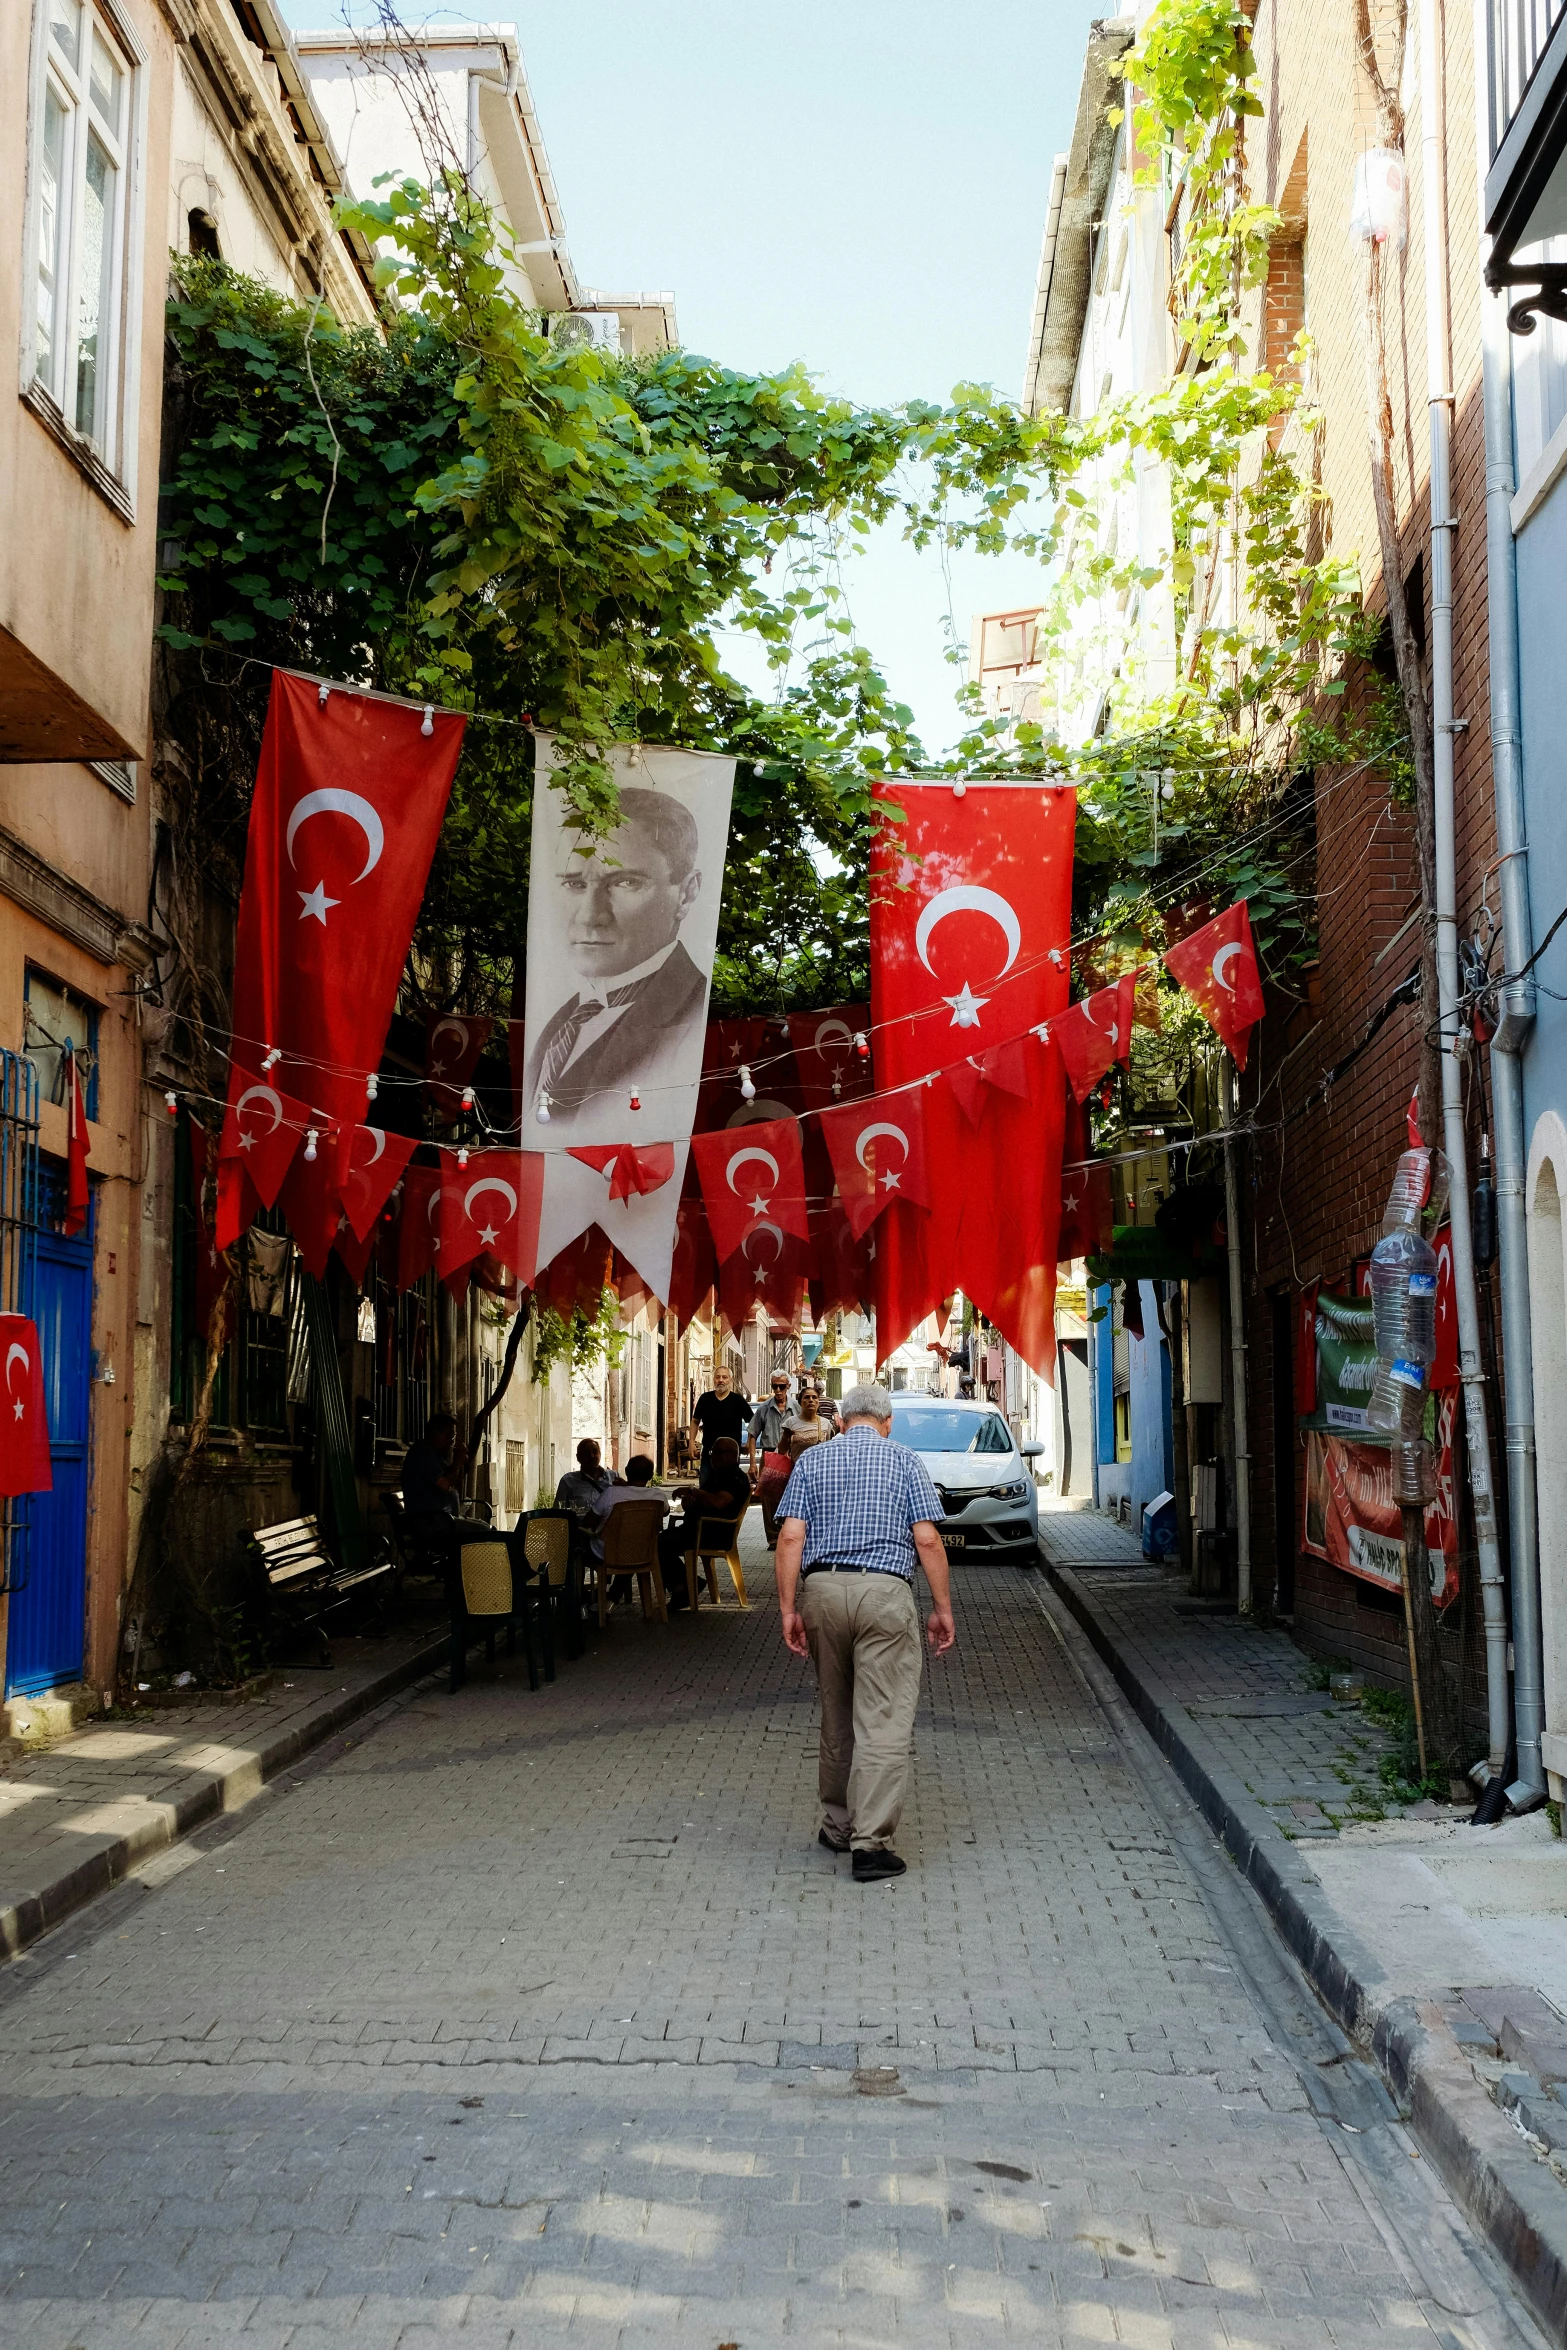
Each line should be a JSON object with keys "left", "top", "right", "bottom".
{"left": 0, "top": 1634, "right": 448, "bottom": 1964}
{"left": 1049, "top": 1563, "right": 1567, "bottom": 2347}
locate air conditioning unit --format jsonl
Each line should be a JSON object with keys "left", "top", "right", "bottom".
{"left": 550, "top": 310, "right": 623, "bottom": 355}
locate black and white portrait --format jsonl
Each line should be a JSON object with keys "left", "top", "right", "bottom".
{"left": 525, "top": 737, "right": 735, "bottom": 1307}
{"left": 524, "top": 740, "right": 734, "bottom": 1146}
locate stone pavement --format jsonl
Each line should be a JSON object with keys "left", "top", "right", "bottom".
{"left": 0, "top": 1521, "right": 1547, "bottom": 2348}
{"left": 0, "top": 1605, "right": 447, "bottom": 1960}
{"left": 1044, "top": 1518, "right": 1567, "bottom": 2341}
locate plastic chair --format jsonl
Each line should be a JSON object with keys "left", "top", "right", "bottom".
{"left": 598, "top": 1498, "right": 670, "bottom": 1625}
{"left": 683, "top": 1514, "right": 750, "bottom": 1610}
{"left": 519, "top": 1509, "right": 583, "bottom": 1659}
{"left": 449, "top": 1534, "right": 542, "bottom": 1694}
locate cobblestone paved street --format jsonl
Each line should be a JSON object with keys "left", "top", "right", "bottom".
{"left": 0, "top": 1535, "right": 1546, "bottom": 2348}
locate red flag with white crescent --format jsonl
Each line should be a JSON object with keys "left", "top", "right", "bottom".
{"left": 566, "top": 1142, "right": 678, "bottom": 1202}
{"left": 215, "top": 1063, "right": 315, "bottom": 1225}
{"left": 718, "top": 1225, "right": 810, "bottom": 1335}
{"left": 335, "top": 1123, "right": 420, "bottom": 1242}
{"left": 276, "top": 1146, "right": 343, "bottom": 1281}
{"left": 698, "top": 1016, "right": 800, "bottom": 1130}
{"left": 871, "top": 781, "right": 1075, "bottom": 1373}
{"left": 819, "top": 1087, "right": 932, "bottom": 1240}
{"left": 396, "top": 1163, "right": 444, "bottom": 1291}
{"left": 1052, "top": 973, "right": 1137, "bottom": 1104}
{"left": 1056, "top": 1090, "right": 1113, "bottom": 1262}
{"left": 230, "top": 671, "right": 464, "bottom": 1128}
{"left": 1161, "top": 900, "right": 1265, "bottom": 1068}
{"left": 437, "top": 1148, "right": 545, "bottom": 1284}
{"left": 785, "top": 1003, "right": 871, "bottom": 1111}
{"left": 0, "top": 1315, "right": 51, "bottom": 1495}
{"left": 424, "top": 1012, "right": 493, "bottom": 1125}
{"left": 690, "top": 1116, "right": 810, "bottom": 1263}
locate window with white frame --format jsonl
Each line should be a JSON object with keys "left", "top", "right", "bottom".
{"left": 26, "top": 0, "right": 139, "bottom": 472}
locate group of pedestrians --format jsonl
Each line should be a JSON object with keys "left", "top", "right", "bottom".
{"left": 409, "top": 1363, "right": 957, "bottom": 1888}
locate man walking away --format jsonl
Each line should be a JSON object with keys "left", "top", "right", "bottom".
{"left": 774, "top": 1381, "right": 954, "bottom": 1882}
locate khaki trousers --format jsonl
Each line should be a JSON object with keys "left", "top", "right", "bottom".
{"left": 800, "top": 1570, "right": 922, "bottom": 1851}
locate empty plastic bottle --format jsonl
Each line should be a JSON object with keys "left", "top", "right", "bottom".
{"left": 1366, "top": 1146, "right": 1437, "bottom": 1435}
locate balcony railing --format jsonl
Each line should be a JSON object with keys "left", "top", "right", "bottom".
{"left": 1491, "top": 0, "right": 1567, "bottom": 155}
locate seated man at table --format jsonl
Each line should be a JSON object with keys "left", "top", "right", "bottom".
{"left": 555, "top": 1436, "right": 613, "bottom": 1525}
{"left": 401, "top": 1411, "right": 467, "bottom": 1562}
{"left": 590, "top": 1453, "right": 668, "bottom": 1565}
{"left": 659, "top": 1436, "right": 751, "bottom": 1610}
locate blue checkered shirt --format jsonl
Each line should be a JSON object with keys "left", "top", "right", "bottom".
{"left": 777, "top": 1425, "right": 943, "bottom": 1581}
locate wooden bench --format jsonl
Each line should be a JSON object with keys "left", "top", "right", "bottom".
{"left": 249, "top": 1515, "right": 394, "bottom": 1665}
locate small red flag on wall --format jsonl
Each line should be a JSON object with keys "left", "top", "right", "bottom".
{"left": 0, "top": 1315, "right": 52, "bottom": 1495}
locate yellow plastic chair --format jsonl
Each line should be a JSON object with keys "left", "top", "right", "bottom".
{"left": 683, "top": 1515, "right": 749, "bottom": 1610}
{"left": 449, "top": 1536, "right": 542, "bottom": 1693}
{"left": 598, "top": 1497, "right": 670, "bottom": 1626}
{"left": 521, "top": 1509, "right": 583, "bottom": 1657}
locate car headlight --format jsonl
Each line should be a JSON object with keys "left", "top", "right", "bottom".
{"left": 991, "top": 1479, "right": 1029, "bottom": 1500}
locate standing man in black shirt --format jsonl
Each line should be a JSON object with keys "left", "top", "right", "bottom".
{"left": 692, "top": 1361, "right": 752, "bottom": 1475}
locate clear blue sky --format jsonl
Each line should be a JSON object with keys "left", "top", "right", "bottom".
{"left": 280, "top": 1, "right": 1103, "bottom": 749}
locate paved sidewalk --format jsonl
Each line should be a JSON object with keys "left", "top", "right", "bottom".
{"left": 1042, "top": 1520, "right": 1567, "bottom": 2339}
{"left": 0, "top": 1605, "right": 447, "bottom": 1961}
{"left": 0, "top": 1523, "right": 1532, "bottom": 2347}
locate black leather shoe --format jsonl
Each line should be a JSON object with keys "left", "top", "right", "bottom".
{"left": 852, "top": 1848, "right": 907, "bottom": 1882}
{"left": 818, "top": 1828, "right": 850, "bottom": 1854}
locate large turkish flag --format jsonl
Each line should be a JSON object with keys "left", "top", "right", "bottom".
{"left": 690, "top": 1116, "right": 810, "bottom": 1263}
{"left": 0, "top": 1316, "right": 51, "bottom": 1495}
{"left": 871, "top": 781, "right": 1075, "bottom": 1373}
{"left": 231, "top": 671, "right": 464, "bottom": 1127}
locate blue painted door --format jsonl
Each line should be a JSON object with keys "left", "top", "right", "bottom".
{"left": 5, "top": 1221, "right": 92, "bottom": 1695}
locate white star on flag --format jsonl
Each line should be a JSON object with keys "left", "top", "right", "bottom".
{"left": 479, "top": 1223, "right": 499, "bottom": 1245}
{"left": 879, "top": 1169, "right": 902, "bottom": 1191}
{"left": 748, "top": 1193, "right": 771, "bottom": 1216}
{"left": 238, "top": 1132, "right": 256, "bottom": 1152}
{"left": 298, "top": 882, "right": 339, "bottom": 924}
{"left": 943, "top": 982, "right": 988, "bottom": 1028}
{"left": 1064, "top": 1189, "right": 1081, "bottom": 1213}
{"left": 13, "top": 1397, "right": 23, "bottom": 1421}
{"left": 753, "top": 1266, "right": 768, "bottom": 1285}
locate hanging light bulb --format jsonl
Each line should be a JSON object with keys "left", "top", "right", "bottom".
{"left": 261, "top": 1045, "right": 281, "bottom": 1071}
{"left": 304, "top": 1128, "right": 319, "bottom": 1162}
{"left": 831, "top": 1077, "right": 842, "bottom": 1099}
{"left": 1099, "top": 1074, "right": 1114, "bottom": 1108}
{"left": 629, "top": 1090, "right": 641, "bottom": 1112}
{"left": 366, "top": 1072, "right": 379, "bottom": 1103}
{"left": 421, "top": 705, "right": 434, "bottom": 737}
{"left": 457, "top": 1146, "right": 469, "bottom": 1169}
{"left": 460, "top": 1084, "right": 474, "bottom": 1111}
{"left": 853, "top": 1031, "right": 869, "bottom": 1060}
{"left": 317, "top": 683, "right": 330, "bottom": 707}
{"left": 739, "top": 1064, "right": 756, "bottom": 1102}
{"left": 164, "top": 1091, "right": 178, "bottom": 1117}
{"left": 536, "top": 1095, "right": 552, "bottom": 1124}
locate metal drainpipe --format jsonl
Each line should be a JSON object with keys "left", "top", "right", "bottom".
{"left": 1472, "top": 5, "right": 1547, "bottom": 1802}
{"left": 1421, "top": 0, "right": 1514, "bottom": 1787}
{"left": 1221, "top": 1060, "right": 1252, "bottom": 1612}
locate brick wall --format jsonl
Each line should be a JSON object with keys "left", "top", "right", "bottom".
{"left": 1234, "top": 0, "right": 1500, "bottom": 1732}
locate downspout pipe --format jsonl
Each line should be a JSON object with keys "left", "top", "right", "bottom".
{"left": 1222, "top": 1061, "right": 1252, "bottom": 1612}
{"left": 1473, "top": 8, "right": 1547, "bottom": 1802}
{"left": 1421, "top": 0, "right": 1514, "bottom": 1789}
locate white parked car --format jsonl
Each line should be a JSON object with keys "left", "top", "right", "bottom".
{"left": 887, "top": 1398, "right": 1044, "bottom": 1561}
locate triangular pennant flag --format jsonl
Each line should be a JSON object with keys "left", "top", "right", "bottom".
{"left": 65, "top": 1054, "right": 90, "bottom": 1237}
{"left": 1161, "top": 901, "right": 1264, "bottom": 1068}
{"left": 335, "top": 1123, "right": 420, "bottom": 1242}
{"left": 819, "top": 1087, "right": 933, "bottom": 1241}
{"left": 1051, "top": 974, "right": 1136, "bottom": 1104}
{"left": 438, "top": 1149, "right": 545, "bottom": 1284}
{"left": 424, "top": 1012, "right": 493, "bottom": 1124}
{"left": 217, "top": 1064, "right": 315, "bottom": 1207}
{"left": 945, "top": 1034, "right": 1035, "bottom": 1126}
{"left": 690, "top": 1116, "right": 811, "bottom": 1262}
{"left": 396, "top": 1163, "right": 444, "bottom": 1291}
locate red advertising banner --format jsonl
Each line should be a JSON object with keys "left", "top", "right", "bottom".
{"left": 1302, "top": 1390, "right": 1459, "bottom": 1606}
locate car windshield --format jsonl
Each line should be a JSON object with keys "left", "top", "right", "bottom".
{"left": 891, "top": 1409, "right": 1013, "bottom": 1455}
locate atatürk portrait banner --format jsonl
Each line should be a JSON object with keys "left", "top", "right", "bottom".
{"left": 524, "top": 735, "right": 736, "bottom": 1303}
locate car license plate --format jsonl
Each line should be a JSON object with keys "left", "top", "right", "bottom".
{"left": 941, "top": 1530, "right": 966, "bottom": 1551}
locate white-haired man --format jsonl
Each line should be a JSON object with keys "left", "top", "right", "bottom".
{"left": 774, "top": 1380, "right": 955, "bottom": 1882}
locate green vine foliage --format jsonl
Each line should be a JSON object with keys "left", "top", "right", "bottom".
{"left": 529, "top": 1288, "right": 626, "bottom": 1387}
{"left": 157, "top": 244, "right": 928, "bottom": 1013}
